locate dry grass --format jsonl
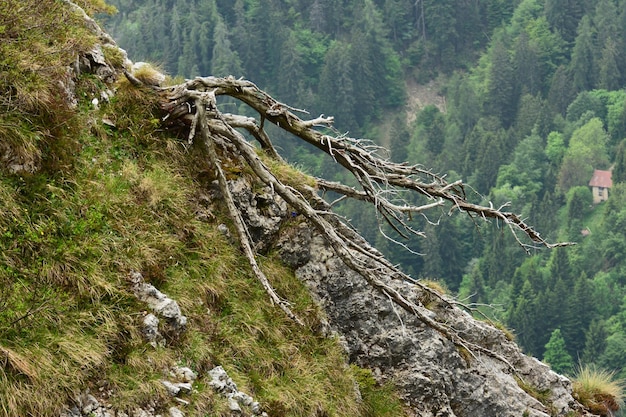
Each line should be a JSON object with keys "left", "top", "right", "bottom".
{"left": 573, "top": 365, "right": 624, "bottom": 415}
{"left": 0, "top": 3, "right": 409, "bottom": 414}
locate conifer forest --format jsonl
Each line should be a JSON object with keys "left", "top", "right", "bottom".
{"left": 103, "top": 0, "right": 626, "bottom": 379}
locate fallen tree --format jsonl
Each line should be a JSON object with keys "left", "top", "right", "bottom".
{"left": 126, "top": 71, "right": 571, "bottom": 366}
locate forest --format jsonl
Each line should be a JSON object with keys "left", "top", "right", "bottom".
{"left": 102, "top": 0, "right": 626, "bottom": 380}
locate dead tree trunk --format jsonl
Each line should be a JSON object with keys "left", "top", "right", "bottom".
{"left": 131, "top": 73, "right": 571, "bottom": 366}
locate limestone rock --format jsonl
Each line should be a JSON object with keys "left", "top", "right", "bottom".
{"left": 207, "top": 366, "right": 266, "bottom": 417}
{"left": 142, "top": 313, "right": 162, "bottom": 345}
{"left": 168, "top": 407, "right": 185, "bottom": 417}
{"left": 130, "top": 271, "right": 187, "bottom": 337}
{"left": 227, "top": 178, "right": 288, "bottom": 252}
{"left": 276, "top": 227, "right": 592, "bottom": 417}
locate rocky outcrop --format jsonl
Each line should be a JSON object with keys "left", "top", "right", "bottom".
{"left": 59, "top": 366, "right": 195, "bottom": 417}
{"left": 207, "top": 366, "right": 267, "bottom": 417}
{"left": 276, "top": 221, "right": 591, "bottom": 417}
{"left": 130, "top": 271, "right": 188, "bottom": 344}
{"left": 221, "top": 179, "right": 590, "bottom": 416}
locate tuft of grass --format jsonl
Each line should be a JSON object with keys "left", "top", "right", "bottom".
{"left": 515, "top": 376, "right": 555, "bottom": 414}
{"left": 132, "top": 63, "right": 166, "bottom": 86}
{"left": 351, "top": 366, "right": 407, "bottom": 417}
{"left": 417, "top": 279, "right": 449, "bottom": 309}
{"left": 260, "top": 153, "right": 317, "bottom": 189}
{"left": 572, "top": 365, "right": 624, "bottom": 415}
{"left": 490, "top": 319, "right": 516, "bottom": 342}
{"left": 420, "top": 279, "right": 449, "bottom": 295}
{"left": 103, "top": 44, "right": 127, "bottom": 69}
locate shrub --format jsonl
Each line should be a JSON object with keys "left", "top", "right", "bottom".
{"left": 572, "top": 364, "right": 624, "bottom": 415}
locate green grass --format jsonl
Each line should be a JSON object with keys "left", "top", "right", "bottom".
{"left": 0, "top": 10, "right": 409, "bottom": 414}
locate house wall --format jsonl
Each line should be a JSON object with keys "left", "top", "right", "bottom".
{"left": 592, "top": 186, "right": 609, "bottom": 203}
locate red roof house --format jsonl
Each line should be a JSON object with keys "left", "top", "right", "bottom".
{"left": 589, "top": 169, "right": 613, "bottom": 203}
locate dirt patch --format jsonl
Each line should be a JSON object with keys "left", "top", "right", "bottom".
{"left": 405, "top": 78, "right": 447, "bottom": 125}
{"left": 377, "top": 79, "right": 447, "bottom": 150}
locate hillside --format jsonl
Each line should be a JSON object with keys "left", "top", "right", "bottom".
{"left": 98, "top": 0, "right": 626, "bottom": 383}
{"left": 0, "top": 1, "right": 622, "bottom": 417}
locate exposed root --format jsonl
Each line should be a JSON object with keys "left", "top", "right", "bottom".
{"left": 126, "top": 73, "right": 572, "bottom": 368}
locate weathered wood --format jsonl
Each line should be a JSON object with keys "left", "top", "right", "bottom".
{"left": 125, "top": 72, "right": 571, "bottom": 366}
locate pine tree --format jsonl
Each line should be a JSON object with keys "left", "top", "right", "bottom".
{"left": 423, "top": 0, "right": 458, "bottom": 71}
{"left": 547, "top": 65, "right": 575, "bottom": 115}
{"left": 597, "top": 37, "right": 621, "bottom": 91}
{"left": 509, "top": 281, "right": 540, "bottom": 355}
{"left": 594, "top": 0, "right": 619, "bottom": 56}
{"left": 543, "top": 328, "right": 574, "bottom": 375}
{"left": 565, "top": 272, "right": 596, "bottom": 357}
{"left": 317, "top": 41, "right": 357, "bottom": 132}
{"left": 486, "top": 38, "right": 518, "bottom": 128}
{"left": 569, "top": 16, "right": 595, "bottom": 92}
{"left": 416, "top": 105, "right": 446, "bottom": 155}
{"left": 613, "top": 138, "right": 626, "bottom": 184}
{"left": 513, "top": 32, "right": 541, "bottom": 96}
{"left": 544, "top": 0, "right": 585, "bottom": 45}
{"left": 582, "top": 319, "right": 608, "bottom": 366}
{"left": 211, "top": 16, "right": 243, "bottom": 77}
{"left": 276, "top": 31, "right": 305, "bottom": 104}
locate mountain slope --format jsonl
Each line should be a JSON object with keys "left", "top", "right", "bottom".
{"left": 0, "top": 1, "right": 616, "bottom": 417}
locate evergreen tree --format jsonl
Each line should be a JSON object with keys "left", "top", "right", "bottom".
{"left": 382, "top": 0, "right": 415, "bottom": 48}
{"left": 565, "top": 186, "right": 593, "bottom": 237}
{"left": 447, "top": 74, "right": 480, "bottom": 136}
{"left": 416, "top": 105, "right": 446, "bottom": 155}
{"left": 548, "top": 247, "right": 572, "bottom": 283}
{"left": 486, "top": 0, "right": 516, "bottom": 31}
{"left": 317, "top": 41, "right": 357, "bottom": 131}
{"left": 509, "top": 281, "right": 540, "bottom": 355}
{"left": 613, "top": 138, "right": 626, "bottom": 184}
{"left": 544, "top": 0, "right": 585, "bottom": 45}
{"left": 594, "top": 0, "right": 620, "bottom": 57}
{"left": 464, "top": 117, "right": 508, "bottom": 193}
{"left": 547, "top": 65, "right": 575, "bottom": 115}
{"left": 513, "top": 32, "right": 542, "bottom": 96}
{"left": 420, "top": 222, "right": 444, "bottom": 280}
{"left": 600, "top": 332, "right": 626, "bottom": 375}
{"left": 543, "top": 329, "right": 574, "bottom": 375}
{"left": 211, "top": 16, "right": 243, "bottom": 77}
{"left": 276, "top": 31, "right": 304, "bottom": 104}
{"left": 617, "top": 0, "right": 626, "bottom": 86}
{"left": 565, "top": 272, "right": 596, "bottom": 356}
{"left": 597, "top": 37, "right": 621, "bottom": 91}
{"left": 389, "top": 114, "right": 411, "bottom": 162}
{"left": 485, "top": 39, "right": 518, "bottom": 128}
{"left": 422, "top": 0, "right": 458, "bottom": 71}
{"left": 569, "top": 16, "right": 595, "bottom": 92}
{"left": 582, "top": 319, "right": 608, "bottom": 366}
{"left": 525, "top": 16, "right": 566, "bottom": 87}
{"left": 513, "top": 94, "right": 552, "bottom": 142}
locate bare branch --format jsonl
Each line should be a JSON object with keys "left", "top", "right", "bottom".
{"left": 150, "top": 75, "right": 571, "bottom": 367}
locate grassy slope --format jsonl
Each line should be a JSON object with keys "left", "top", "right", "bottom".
{"left": 0, "top": 2, "right": 406, "bottom": 416}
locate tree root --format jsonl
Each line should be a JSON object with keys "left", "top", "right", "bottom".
{"left": 127, "top": 73, "right": 572, "bottom": 371}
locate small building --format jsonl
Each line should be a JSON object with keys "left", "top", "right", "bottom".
{"left": 589, "top": 169, "right": 613, "bottom": 203}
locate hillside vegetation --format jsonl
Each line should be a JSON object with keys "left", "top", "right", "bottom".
{"left": 5, "top": 0, "right": 626, "bottom": 415}
{"left": 103, "top": 0, "right": 626, "bottom": 384}
{"left": 0, "top": 2, "right": 406, "bottom": 416}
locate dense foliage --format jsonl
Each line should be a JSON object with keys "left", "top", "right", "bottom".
{"left": 103, "top": 0, "right": 626, "bottom": 389}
